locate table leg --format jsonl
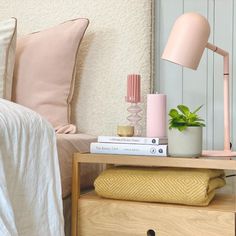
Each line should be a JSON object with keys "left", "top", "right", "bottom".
{"left": 71, "top": 156, "right": 80, "bottom": 236}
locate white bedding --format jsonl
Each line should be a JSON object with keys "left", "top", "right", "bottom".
{"left": 0, "top": 99, "right": 64, "bottom": 236}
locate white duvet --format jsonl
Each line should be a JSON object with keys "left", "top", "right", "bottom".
{"left": 0, "top": 99, "right": 64, "bottom": 236}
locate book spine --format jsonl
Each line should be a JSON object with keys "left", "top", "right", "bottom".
{"left": 90, "top": 142, "right": 167, "bottom": 156}
{"left": 97, "top": 136, "right": 163, "bottom": 145}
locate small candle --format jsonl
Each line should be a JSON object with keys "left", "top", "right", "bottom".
{"left": 126, "top": 74, "right": 141, "bottom": 103}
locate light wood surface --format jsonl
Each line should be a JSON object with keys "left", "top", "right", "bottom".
{"left": 72, "top": 153, "right": 236, "bottom": 236}
{"left": 71, "top": 154, "right": 80, "bottom": 236}
{"left": 78, "top": 192, "right": 235, "bottom": 236}
{"left": 81, "top": 191, "right": 236, "bottom": 213}
{"left": 74, "top": 153, "right": 236, "bottom": 170}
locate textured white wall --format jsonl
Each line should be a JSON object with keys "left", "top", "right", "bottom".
{"left": 155, "top": 0, "right": 236, "bottom": 194}
{"left": 0, "top": 0, "right": 153, "bottom": 136}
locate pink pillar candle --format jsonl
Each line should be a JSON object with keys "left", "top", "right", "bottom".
{"left": 146, "top": 94, "right": 167, "bottom": 138}
{"left": 126, "top": 74, "right": 141, "bottom": 103}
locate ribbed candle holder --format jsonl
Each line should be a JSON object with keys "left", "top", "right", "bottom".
{"left": 125, "top": 74, "right": 142, "bottom": 136}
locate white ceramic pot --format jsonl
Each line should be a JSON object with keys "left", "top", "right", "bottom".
{"left": 168, "top": 127, "right": 202, "bottom": 157}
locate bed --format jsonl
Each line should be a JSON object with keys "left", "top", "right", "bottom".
{"left": 0, "top": 0, "right": 154, "bottom": 235}
{"left": 0, "top": 99, "right": 65, "bottom": 236}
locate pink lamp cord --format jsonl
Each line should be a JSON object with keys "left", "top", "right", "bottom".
{"left": 126, "top": 74, "right": 142, "bottom": 136}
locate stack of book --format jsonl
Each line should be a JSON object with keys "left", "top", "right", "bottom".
{"left": 90, "top": 136, "right": 168, "bottom": 156}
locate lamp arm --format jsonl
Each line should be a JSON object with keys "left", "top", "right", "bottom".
{"left": 206, "top": 42, "right": 231, "bottom": 151}
{"left": 206, "top": 42, "right": 228, "bottom": 57}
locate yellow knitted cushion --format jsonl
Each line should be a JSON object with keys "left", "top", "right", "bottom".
{"left": 94, "top": 167, "right": 225, "bottom": 206}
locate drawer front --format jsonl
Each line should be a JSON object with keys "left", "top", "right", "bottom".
{"left": 78, "top": 198, "right": 235, "bottom": 236}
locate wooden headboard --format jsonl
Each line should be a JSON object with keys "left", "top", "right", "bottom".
{"left": 0, "top": 0, "right": 154, "bottom": 135}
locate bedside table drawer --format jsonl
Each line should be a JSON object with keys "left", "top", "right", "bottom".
{"left": 78, "top": 193, "right": 235, "bottom": 236}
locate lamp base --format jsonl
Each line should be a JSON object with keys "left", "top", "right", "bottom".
{"left": 202, "top": 150, "right": 236, "bottom": 158}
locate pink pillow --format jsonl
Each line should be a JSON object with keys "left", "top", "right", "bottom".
{"left": 12, "top": 18, "right": 89, "bottom": 133}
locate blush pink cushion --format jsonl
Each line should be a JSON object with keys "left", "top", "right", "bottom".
{"left": 12, "top": 18, "right": 89, "bottom": 133}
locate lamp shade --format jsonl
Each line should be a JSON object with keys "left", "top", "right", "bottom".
{"left": 162, "top": 12, "right": 210, "bottom": 70}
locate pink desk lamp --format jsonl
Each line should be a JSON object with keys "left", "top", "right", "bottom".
{"left": 162, "top": 12, "right": 236, "bottom": 157}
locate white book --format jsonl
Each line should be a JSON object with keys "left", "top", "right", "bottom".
{"left": 90, "top": 142, "right": 168, "bottom": 156}
{"left": 97, "top": 136, "right": 167, "bottom": 145}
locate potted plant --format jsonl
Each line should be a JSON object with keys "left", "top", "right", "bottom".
{"left": 168, "top": 104, "right": 205, "bottom": 157}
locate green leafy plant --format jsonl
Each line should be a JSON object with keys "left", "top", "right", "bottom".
{"left": 169, "top": 104, "right": 205, "bottom": 131}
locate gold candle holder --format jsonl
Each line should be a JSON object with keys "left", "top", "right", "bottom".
{"left": 117, "top": 125, "right": 134, "bottom": 137}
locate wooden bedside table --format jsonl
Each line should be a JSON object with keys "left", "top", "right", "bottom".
{"left": 71, "top": 153, "right": 236, "bottom": 236}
